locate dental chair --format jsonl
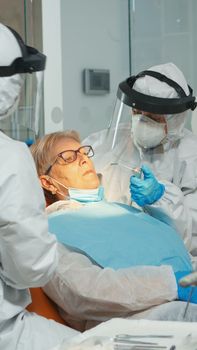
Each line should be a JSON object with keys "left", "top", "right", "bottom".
{"left": 27, "top": 287, "right": 66, "bottom": 325}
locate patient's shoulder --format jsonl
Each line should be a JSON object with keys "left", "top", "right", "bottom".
{"left": 46, "top": 200, "right": 83, "bottom": 215}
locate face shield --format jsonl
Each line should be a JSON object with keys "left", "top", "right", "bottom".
{"left": 105, "top": 63, "right": 197, "bottom": 161}
{"left": 0, "top": 24, "right": 46, "bottom": 141}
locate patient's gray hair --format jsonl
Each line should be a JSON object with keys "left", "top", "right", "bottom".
{"left": 30, "top": 130, "right": 80, "bottom": 177}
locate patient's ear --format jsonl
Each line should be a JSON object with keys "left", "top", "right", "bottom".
{"left": 39, "top": 175, "right": 57, "bottom": 195}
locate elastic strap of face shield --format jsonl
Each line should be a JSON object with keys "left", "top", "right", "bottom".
{"left": 121, "top": 70, "right": 197, "bottom": 113}
{"left": 0, "top": 26, "right": 46, "bottom": 77}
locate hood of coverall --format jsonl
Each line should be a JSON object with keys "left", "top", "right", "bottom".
{"left": 0, "top": 23, "right": 46, "bottom": 138}
{"left": 106, "top": 62, "right": 196, "bottom": 155}
{"left": 132, "top": 62, "right": 191, "bottom": 144}
{"left": 0, "top": 24, "right": 24, "bottom": 120}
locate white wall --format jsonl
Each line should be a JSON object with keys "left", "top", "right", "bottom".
{"left": 42, "top": 0, "right": 64, "bottom": 133}
{"left": 41, "top": 0, "right": 197, "bottom": 136}
{"left": 61, "top": 0, "right": 129, "bottom": 139}
{"left": 130, "top": 0, "right": 197, "bottom": 132}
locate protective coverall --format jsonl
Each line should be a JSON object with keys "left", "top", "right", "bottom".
{"left": 0, "top": 23, "right": 79, "bottom": 350}
{"left": 0, "top": 132, "right": 78, "bottom": 349}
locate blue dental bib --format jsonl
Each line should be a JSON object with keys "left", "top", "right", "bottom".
{"left": 48, "top": 201, "right": 191, "bottom": 272}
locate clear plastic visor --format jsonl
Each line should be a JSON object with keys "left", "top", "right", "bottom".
{"left": 97, "top": 99, "right": 140, "bottom": 173}
{"left": 106, "top": 99, "right": 132, "bottom": 151}
{"left": 0, "top": 70, "right": 44, "bottom": 143}
{"left": 102, "top": 98, "right": 170, "bottom": 173}
{"left": 106, "top": 98, "right": 168, "bottom": 150}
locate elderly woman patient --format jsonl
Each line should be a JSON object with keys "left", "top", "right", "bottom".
{"left": 30, "top": 131, "right": 197, "bottom": 331}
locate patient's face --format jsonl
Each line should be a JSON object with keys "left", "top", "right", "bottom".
{"left": 50, "top": 138, "right": 100, "bottom": 191}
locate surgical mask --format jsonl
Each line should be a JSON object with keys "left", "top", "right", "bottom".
{"left": 132, "top": 115, "right": 166, "bottom": 149}
{"left": 48, "top": 176, "right": 104, "bottom": 203}
{"left": 68, "top": 187, "right": 104, "bottom": 203}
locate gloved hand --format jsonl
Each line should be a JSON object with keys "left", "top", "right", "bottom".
{"left": 175, "top": 271, "right": 197, "bottom": 303}
{"left": 130, "top": 164, "right": 165, "bottom": 206}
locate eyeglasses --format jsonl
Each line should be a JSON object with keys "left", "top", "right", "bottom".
{"left": 45, "top": 145, "right": 94, "bottom": 175}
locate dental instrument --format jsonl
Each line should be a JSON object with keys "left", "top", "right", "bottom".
{"left": 178, "top": 271, "right": 197, "bottom": 319}
{"left": 110, "top": 162, "right": 142, "bottom": 178}
{"left": 182, "top": 287, "right": 194, "bottom": 319}
{"left": 115, "top": 335, "right": 173, "bottom": 339}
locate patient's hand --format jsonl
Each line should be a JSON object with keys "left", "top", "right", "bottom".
{"left": 46, "top": 200, "right": 83, "bottom": 215}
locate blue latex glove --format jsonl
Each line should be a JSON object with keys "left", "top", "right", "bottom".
{"left": 175, "top": 271, "right": 197, "bottom": 303}
{"left": 24, "top": 138, "right": 34, "bottom": 147}
{"left": 130, "top": 164, "right": 165, "bottom": 206}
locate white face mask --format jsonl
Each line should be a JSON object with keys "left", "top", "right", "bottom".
{"left": 48, "top": 177, "right": 104, "bottom": 203}
{"left": 132, "top": 115, "right": 166, "bottom": 149}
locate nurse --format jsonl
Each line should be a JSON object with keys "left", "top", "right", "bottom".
{"left": 83, "top": 63, "right": 197, "bottom": 266}
{"left": 0, "top": 23, "right": 79, "bottom": 350}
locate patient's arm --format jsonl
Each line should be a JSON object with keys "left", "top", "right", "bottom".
{"left": 43, "top": 244, "right": 177, "bottom": 324}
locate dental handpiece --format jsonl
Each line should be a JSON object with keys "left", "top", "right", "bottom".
{"left": 110, "top": 162, "right": 142, "bottom": 178}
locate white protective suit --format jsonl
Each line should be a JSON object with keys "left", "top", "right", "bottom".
{"left": 0, "top": 24, "right": 79, "bottom": 350}
{"left": 83, "top": 63, "right": 197, "bottom": 264}
{"left": 43, "top": 200, "right": 197, "bottom": 332}
{"left": 0, "top": 134, "right": 79, "bottom": 350}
